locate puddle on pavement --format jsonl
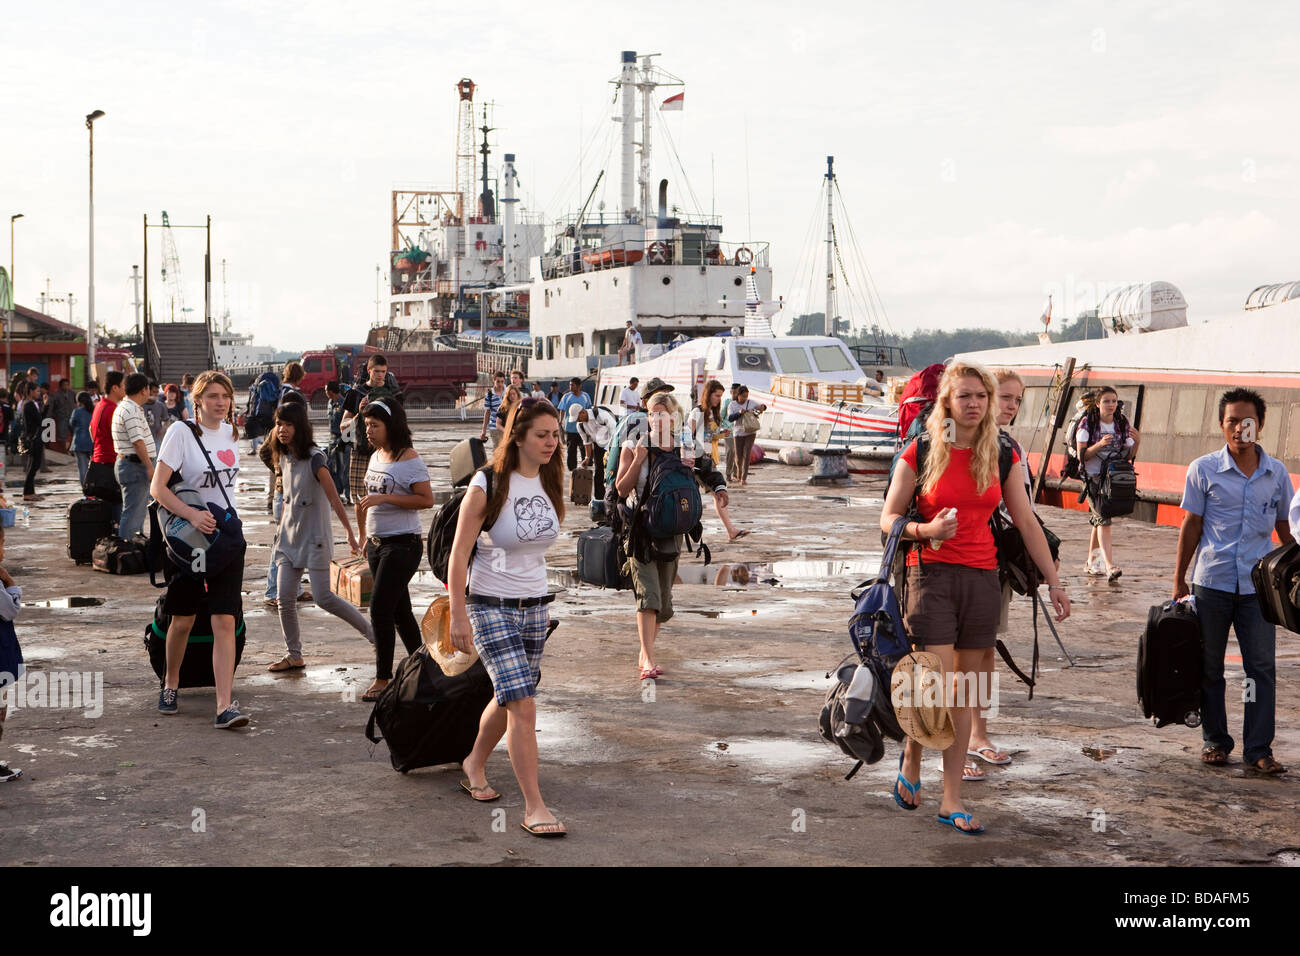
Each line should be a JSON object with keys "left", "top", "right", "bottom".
{"left": 29, "top": 597, "right": 106, "bottom": 609}
{"left": 20, "top": 646, "right": 69, "bottom": 660}
{"left": 243, "top": 666, "right": 363, "bottom": 691}
{"left": 706, "top": 737, "right": 830, "bottom": 767}
{"left": 732, "top": 670, "right": 834, "bottom": 691}
{"left": 1272, "top": 849, "right": 1300, "bottom": 867}
{"left": 548, "top": 557, "right": 880, "bottom": 592}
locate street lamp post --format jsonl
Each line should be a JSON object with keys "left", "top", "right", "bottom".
{"left": 8, "top": 212, "right": 22, "bottom": 382}
{"left": 86, "top": 109, "right": 104, "bottom": 374}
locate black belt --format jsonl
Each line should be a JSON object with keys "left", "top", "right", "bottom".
{"left": 368, "top": 533, "right": 421, "bottom": 547}
{"left": 467, "top": 593, "right": 555, "bottom": 608}
{"left": 119, "top": 453, "right": 143, "bottom": 463}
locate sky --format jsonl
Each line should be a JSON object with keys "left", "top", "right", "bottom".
{"left": 4, "top": 0, "right": 1298, "bottom": 351}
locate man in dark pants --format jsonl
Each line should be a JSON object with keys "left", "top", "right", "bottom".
{"left": 1174, "top": 387, "right": 1291, "bottom": 775}
{"left": 86, "top": 371, "right": 125, "bottom": 527}
{"left": 555, "top": 377, "right": 591, "bottom": 472}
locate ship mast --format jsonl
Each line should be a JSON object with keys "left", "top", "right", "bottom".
{"left": 824, "top": 156, "right": 838, "bottom": 337}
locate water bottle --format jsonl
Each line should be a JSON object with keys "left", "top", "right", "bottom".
{"left": 22, "top": 506, "right": 31, "bottom": 528}
{"left": 930, "top": 507, "right": 956, "bottom": 550}
{"left": 842, "top": 664, "right": 876, "bottom": 726}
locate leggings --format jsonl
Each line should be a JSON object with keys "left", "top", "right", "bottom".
{"left": 733, "top": 433, "right": 756, "bottom": 483}
{"left": 277, "top": 564, "right": 374, "bottom": 659}
{"left": 366, "top": 534, "right": 423, "bottom": 679}
{"left": 23, "top": 443, "right": 42, "bottom": 495}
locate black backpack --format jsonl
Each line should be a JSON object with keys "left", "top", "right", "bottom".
{"left": 1061, "top": 411, "right": 1087, "bottom": 480}
{"left": 1098, "top": 458, "right": 1137, "bottom": 518}
{"left": 426, "top": 467, "right": 494, "bottom": 586}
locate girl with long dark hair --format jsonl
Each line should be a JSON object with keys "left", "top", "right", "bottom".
{"left": 1075, "top": 385, "right": 1140, "bottom": 580}
{"left": 448, "top": 398, "right": 567, "bottom": 836}
{"left": 688, "top": 380, "right": 749, "bottom": 540}
{"left": 358, "top": 399, "right": 433, "bottom": 701}
{"left": 266, "top": 401, "right": 373, "bottom": 671}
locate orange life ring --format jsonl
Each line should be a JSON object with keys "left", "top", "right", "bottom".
{"left": 734, "top": 246, "right": 753, "bottom": 265}
{"left": 648, "top": 240, "right": 669, "bottom": 264}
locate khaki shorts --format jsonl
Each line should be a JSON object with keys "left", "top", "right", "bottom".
{"left": 629, "top": 553, "right": 679, "bottom": 622}
{"left": 904, "top": 561, "right": 1001, "bottom": 650}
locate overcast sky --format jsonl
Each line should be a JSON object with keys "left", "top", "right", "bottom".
{"left": 4, "top": 0, "right": 1297, "bottom": 350}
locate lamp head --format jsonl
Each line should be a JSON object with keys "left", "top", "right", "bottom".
{"left": 86, "top": 109, "right": 105, "bottom": 128}
{"left": 10, "top": 214, "right": 22, "bottom": 223}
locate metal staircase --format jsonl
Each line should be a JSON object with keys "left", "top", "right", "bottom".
{"left": 145, "top": 318, "right": 215, "bottom": 385}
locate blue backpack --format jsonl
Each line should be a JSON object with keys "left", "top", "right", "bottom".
{"left": 848, "top": 515, "right": 912, "bottom": 667}
{"left": 245, "top": 371, "right": 281, "bottom": 438}
{"left": 642, "top": 448, "right": 703, "bottom": 540}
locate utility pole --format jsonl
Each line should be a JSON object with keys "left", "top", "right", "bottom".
{"left": 131, "top": 265, "right": 142, "bottom": 340}
{"left": 86, "top": 109, "right": 105, "bottom": 368}
{"left": 375, "top": 264, "right": 381, "bottom": 324}
{"left": 67, "top": 292, "right": 76, "bottom": 325}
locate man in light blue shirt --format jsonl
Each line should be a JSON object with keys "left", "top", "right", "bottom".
{"left": 556, "top": 377, "right": 591, "bottom": 472}
{"left": 1174, "top": 388, "right": 1292, "bottom": 775}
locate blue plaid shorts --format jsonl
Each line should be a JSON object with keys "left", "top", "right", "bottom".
{"left": 467, "top": 601, "right": 550, "bottom": 705}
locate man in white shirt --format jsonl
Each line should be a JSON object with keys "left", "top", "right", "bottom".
{"left": 618, "top": 321, "right": 642, "bottom": 365}
{"left": 111, "top": 373, "right": 158, "bottom": 537}
{"left": 621, "top": 378, "right": 642, "bottom": 414}
{"left": 573, "top": 404, "right": 619, "bottom": 500}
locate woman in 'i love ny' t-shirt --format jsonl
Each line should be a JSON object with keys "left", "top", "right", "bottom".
{"left": 880, "top": 362, "right": 1069, "bottom": 836}
{"left": 149, "top": 370, "right": 248, "bottom": 730}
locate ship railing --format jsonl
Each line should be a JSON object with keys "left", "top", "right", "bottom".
{"left": 541, "top": 239, "right": 771, "bottom": 280}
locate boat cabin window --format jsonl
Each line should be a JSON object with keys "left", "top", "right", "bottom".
{"left": 774, "top": 347, "right": 812, "bottom": 375}
{"left": 735, "top": 345, "right": 775, "bottom": 373}
{"left": 811, "top": 345, "right": 854, "bottom": 373}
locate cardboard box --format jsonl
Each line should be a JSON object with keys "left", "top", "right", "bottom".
{"left": 330, "top": 557, "right": 373, "bottom": 608}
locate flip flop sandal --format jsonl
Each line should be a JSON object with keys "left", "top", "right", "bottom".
{"left": 937, "top": 811, "right": 985, "bottom": 835}
{"left": 938, "top": 762, "right": 986, "bottom": 782}
{"left": 893, "top": 752, "right": 921, "bottom": 811}
{"left": 729, "top": 530, "right": 752, "bottom": 540}
{"left": 1246, "top": 756, "right": 1286, "bottom": 775}
{"left": 268, "top": 657, "right": 306, "bottom": 672}
{"left": 459, "top": 780, "right": 501, "bottom": 802}
{"left": 968, "top": 746, "right": 1012, "bottom": 766}
{"left": 361, "top": 684, "right": 387, "bottom": 702}
{"left": 521, "top": 819, "right": 567, "bottom": 837}
{"left": 1201, "top": 746, "right": 1229, "bottom": 766}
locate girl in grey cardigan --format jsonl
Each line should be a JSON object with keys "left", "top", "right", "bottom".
{"left": 267, "top": 402, "right": 373, "bottom": 671}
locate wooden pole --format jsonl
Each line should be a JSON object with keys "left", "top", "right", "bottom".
{"left": 1033, "top": 356, "right": 1076, "bottom": 502}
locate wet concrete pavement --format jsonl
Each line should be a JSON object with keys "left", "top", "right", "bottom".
{"left": 2, "top": 426, "right": 1297, "bottom": 867}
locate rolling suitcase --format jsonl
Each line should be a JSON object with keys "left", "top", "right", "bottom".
{"left": 449, "top": 437, "right": 487, "bottom": 488}
{"left": 143, "top": 595, "right": 247, "bottom": 688}
{"left": 68, "top": 497, "right": 114, "bottom": 565}
{"left": 1137, "top": 600, "right": 1202, "bottom": 728}
{"left": 1251, "top": 541, "right": 1300, "bottom": 632}
{"left": 577, "top": 525, "right": 632, "bottom": 589}
{"left": 364, "top": 646, "right": 495, "bottom": 773}
{"left": 570, "top": 465, "right": 593, "bottom": 505}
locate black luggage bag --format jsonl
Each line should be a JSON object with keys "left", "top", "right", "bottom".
{"left": 450, "top": 437, "right": 488, "bottom": 488}
{"left": 589, "top": 498, "right": 608, "bottom": 525}
{"left": 69, "top": 497, "right": 114, "bottom": 565}
{"left": 365, "top": 646, "right": 495, "bottom": 773}
{"left": 577, "top": 525, "right": 632, "bottom": 589}
{"left": 1137, "top": 600, "right": 1202, "bottom": 728}
{"left": 1251, "top": 541, "right": 1300, "bottom": 633}
{"left": 570, "top": 465, "right": 593, "bottom": 505}
{"left": 92, "top": 534, "right": 150, "bottom": 575}
{"left": 1098, "top": 459, "right": 1137, "bottom": 519}
{"left": 143, "top": 595, "right": 247, "bottom": 688}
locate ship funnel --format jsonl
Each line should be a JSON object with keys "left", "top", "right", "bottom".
{"left": 658, "top": 179, "right": 669, "bottom": 222}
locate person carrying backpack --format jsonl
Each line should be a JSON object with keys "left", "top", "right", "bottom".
{"left": 615, "top": 389, "right": 721, "bottom": 680}
{"left": 1075, "top": 385, "right": 1140, "bottom": 581}
{"left": 447, "top": 397, "right": 567, "bottom": 837}
{"left": 264, "top": 401, "right": 372, "bottom": 672}
{"left": 149, "top": 370, "right": 249, "bottom": 729}
{"left": 341, "top": 354, "right": 402, "bottom": 540}
{"left": 324, "top": 380, "right": 351, "bottom": 504}
{"left": 881, "top": 362, "right": 1069, "bottom": 834}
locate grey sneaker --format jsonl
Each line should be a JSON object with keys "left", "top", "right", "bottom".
{"left": 0, "top": 761, "right": 22, "bottom": 782}
{"left": 158, "top": 687, "right": 179, "bottom": 715}
{"left": 214, "top": 701, "right": 249, "bottom": 730}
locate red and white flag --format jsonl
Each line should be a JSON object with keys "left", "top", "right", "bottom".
{"left": 1039, "top": 294, "right": 1052, "bottom": 328}
{"left": 661, "top": 92, "right": 684, "bottom": 111}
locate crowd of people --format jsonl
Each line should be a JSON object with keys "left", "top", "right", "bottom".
{"left": 0, "top": 354, "right": 1290, "bottom": 840}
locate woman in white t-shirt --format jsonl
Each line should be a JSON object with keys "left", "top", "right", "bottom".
{"left": 448, "top": 397, "right": 567, "bottom": 837}
{"left": 1075, "top": 386, "right": 1139, "bottom": 581}
{"left": 149, "top": 370, "right": 248, "bottom": 730}
{"left": 358, "top": 400, "right": 434, "bottom": 701}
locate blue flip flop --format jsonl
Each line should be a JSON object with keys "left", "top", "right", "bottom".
{"left": 893, "top": 751, "right": 920, "bottom": 811}
{"left": 937, "top": 811, "right": 985, "bottom": 835}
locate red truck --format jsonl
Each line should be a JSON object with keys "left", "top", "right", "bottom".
{"left": 298, "top": 347, "right": 476, "bottom": 409}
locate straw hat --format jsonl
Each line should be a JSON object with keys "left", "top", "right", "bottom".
{"left": 890, "top": 651, "right": 955, "bottom": 750}
{"left": 420, "top": 596, "right": 478, "bottom": 677}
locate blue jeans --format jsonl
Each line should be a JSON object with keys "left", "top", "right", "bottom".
{"left": 329, "top": 442, "right": 351, "bottom": 501}
{"left": 114, "top": 457, "right": 151, "bottom": 538}
{"left": 1193, "top": 584, "right": 1277, "bottom": 763}
{"left": 75, "top": 450, "right": 91, "bottom": 485}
